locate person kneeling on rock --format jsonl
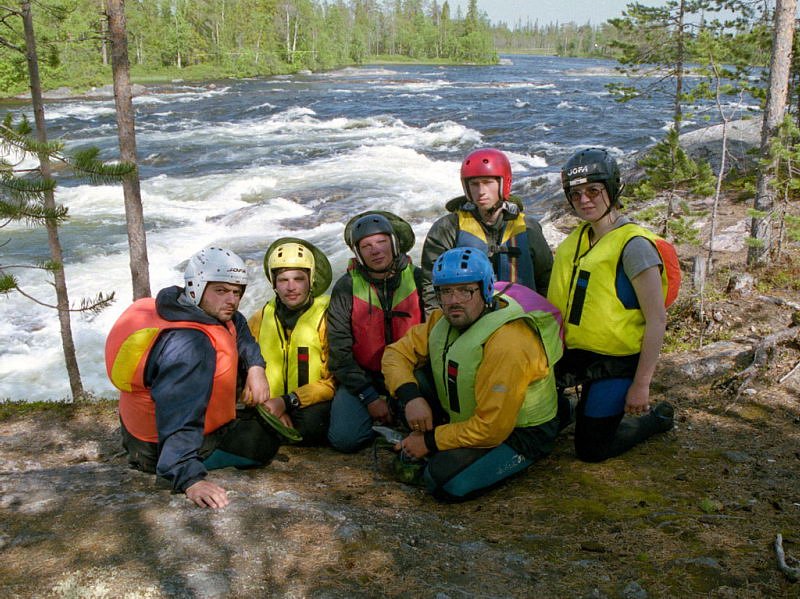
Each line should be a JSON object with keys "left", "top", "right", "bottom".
{"left": 106, "top": 247, "right": 281, "bottom": 509}
{"left": 382, "top": 247, "right": 563, "bottom": 501}
{"left": 548, "top": 148, "right": 676, "bottom": 462}
{"left": 248, "top": 238, "right": 335, "bottom": 446}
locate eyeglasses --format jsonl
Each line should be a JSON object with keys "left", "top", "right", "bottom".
{"left": 435, "top": 286, "right": 481, "bottom": 302}
{"left": 568, "top": 185, "right": 605, "bottom": 203}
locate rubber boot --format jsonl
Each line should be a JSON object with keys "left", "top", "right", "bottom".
{"left": 607, "top": 401, "right": 674, "bottom": 458}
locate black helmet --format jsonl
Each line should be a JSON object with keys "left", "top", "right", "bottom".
{"left": 561, "top": 148, "right": 622, "bottom": 205}
{"left": 348, "top": 213, "right": 399, "bottom": 266}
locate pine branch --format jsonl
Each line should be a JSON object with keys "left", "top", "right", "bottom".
{"left": 66, "top": 147, "right": 136, "bottom": 184}
{"left": 0, "top": 198, "right": 68, "bottom": 225}
{"left": 0, "top": 262, "right": 51, "bottom": 271}
{"left": 0, "top": 170, "right": 56, "bottom": 195}
{"left": 0, "top": 272, "right": 17, "bottom": 293}
{"left": 3, "top": 280, "right": 116, "bottom": 314}
{"left": 79, "top": 291, "right": 116, "bottom": 315}
{"left": 0, "top": 119, "right": 64, "bottom": 157}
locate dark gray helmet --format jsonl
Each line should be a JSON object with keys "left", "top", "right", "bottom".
{"left": 347, "top": 213, "right": 399, "bottom": 265}
{"left": 561, "top": 148, "right": 622, "bottom": 204}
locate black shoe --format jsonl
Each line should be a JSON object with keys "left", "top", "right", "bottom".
{"left": 651, "top": 401, "right": 674, "bottom": 432}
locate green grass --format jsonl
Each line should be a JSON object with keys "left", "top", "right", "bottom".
{"left": 0, "top": 397, "right": 117, "bottom": 421}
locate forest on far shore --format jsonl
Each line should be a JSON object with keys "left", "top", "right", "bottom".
{"left": 0, "top": 0, "right": 787, "bottom": 98}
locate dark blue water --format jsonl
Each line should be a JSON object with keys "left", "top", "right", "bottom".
{"left": 1, "top": 55, "right": 755, "bottom": 400}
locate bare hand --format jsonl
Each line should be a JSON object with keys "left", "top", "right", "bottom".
{"left": 263, "top": 396, "right": 286, "bottom": 418}
{"left": 185, "top": 480, "right": 229, "bottom": 509}
{"left": 367, "top": 396, "right": 392, "bottom": 425}
{"left": 404, "top": 397, "right": 433, "bottom": 432}
{"left": 242, "top": 366, "right": 270, "bottom": 406}
{"left": 398, "top": 431, "right": 429, "bottom": 460}
{"left": 624, "top": 380, "right": 651, "bottom": 416}
{"left": 278, "top": 411, "right": 294, "bottom": 428}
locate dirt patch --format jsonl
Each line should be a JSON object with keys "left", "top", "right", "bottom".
{"left": 1, "top": 196, "right": 799, "bottom": 598}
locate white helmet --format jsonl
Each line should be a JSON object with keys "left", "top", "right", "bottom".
{"left": 184, "top": 246, "right": 248, "bottom": 306}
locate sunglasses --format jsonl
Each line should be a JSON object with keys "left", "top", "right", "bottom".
{"left": 435, "top": 286, "right": 481, "bottom": 302}
{"left": 568, "top": 185, "right": 606, "bottom": 203}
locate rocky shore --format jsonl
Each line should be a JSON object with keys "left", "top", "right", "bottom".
{"left": 2, "top": 117, "right": 798, "bottom": 598}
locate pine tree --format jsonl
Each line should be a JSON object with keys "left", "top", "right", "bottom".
{"left": 749, "top": 0, "right": 798, "bottom": 265}
{"left": 106, "top": 0, "right": 150, "bottom": 300}
{"left": 1, "top": 2, "right": 132, "bottom": 402}
{"left": 608, "top": 0, "right": 753, "bottom": 131}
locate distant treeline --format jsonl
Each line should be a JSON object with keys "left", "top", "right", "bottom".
{"left": 493, "top": 22, "right": 621, "bottom": 57}
{"left": 0, "top": 1, "right": 777, "bottom": 96}
{"left": 492, "top": 18, "right": 770, "bottom": 61}
{"left": 0, "top": 0, "right": 497, "bottom": 95}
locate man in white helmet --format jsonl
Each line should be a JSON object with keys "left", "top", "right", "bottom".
{"left": 106, "top": 246, "right": 281, "bottom": 509}
{"left": 248, "top": 238, "right": 335, "bottom": 445}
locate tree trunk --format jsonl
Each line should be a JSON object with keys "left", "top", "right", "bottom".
{"left": 292, "top": 17, "right": 298, "bottom": 61}
{"left": 107, "top": 0, "right": 151, "bottom": 300}
{"left": 673, "top": 0, "right": 684, "bottom": 130}
{"left": 285, "top": 7, "right": 291, "bottom": 62}
{"left": 748, "top": 0, "right": 797, "bottom": 265}
{"left": 21, "top": 0, "right": 85, "bottom": 401}
{"left": 99, "top": 0, "right": 109, "bottom": 65}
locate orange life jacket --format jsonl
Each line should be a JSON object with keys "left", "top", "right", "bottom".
{"left": 105, "top": 298, "right": 238, "bottom": 443}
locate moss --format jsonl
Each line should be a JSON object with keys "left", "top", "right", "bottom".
{"left": 735, "top": 402, "right": 772, "bottom": 422}
{"left": 0, "top": 397, "right": 117, "bottom": 421}
{"left": 757, "top": 259, "right": 800, "bottom": 291}
{"left": 550, "top": 469, "right": 673, "bottom": 524}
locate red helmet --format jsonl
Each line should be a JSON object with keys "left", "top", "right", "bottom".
{"left": 460, "top": 148, "right": 512, "bottom": 201}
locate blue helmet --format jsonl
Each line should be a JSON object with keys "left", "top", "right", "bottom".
{"left": 432, "top": 247, "right": 495, "bottom": 304}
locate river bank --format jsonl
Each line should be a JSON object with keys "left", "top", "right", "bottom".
{"left": 2, "top": 54, "right": 495, "bottom": 102}
{"left": 2, "top": 185, "right": 799, "bottom": 597}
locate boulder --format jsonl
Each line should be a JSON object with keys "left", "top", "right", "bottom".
{"left": 678, "top": 118, "right": 761, "bottom": 173}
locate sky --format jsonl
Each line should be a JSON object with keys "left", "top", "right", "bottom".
{"left": 448, "top": 0, "right": 636, "bottom": 26}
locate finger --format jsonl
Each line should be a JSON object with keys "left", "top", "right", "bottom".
{"left": 211, "top": 490, "right": 229, "bottom": 509}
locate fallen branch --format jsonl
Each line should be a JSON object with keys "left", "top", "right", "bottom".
{"left": 775, "top": 533, "right": 800, "bottom": 582}
{"left": 758, "top": 295, "right": 800, "bottom": 311}
{"left": 779, "top": 360, "right": 800, "bottom": 384}
{"left": 727, "top": 327, "right": 800, "bottom": 401}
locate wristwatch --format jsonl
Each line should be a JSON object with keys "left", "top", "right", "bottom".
{"left": 282, "top": 392, "right": 301, "bottom": 412}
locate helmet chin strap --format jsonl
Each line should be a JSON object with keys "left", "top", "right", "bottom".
{"left": 485, "top": 200, "right": 503, "bottom": 216}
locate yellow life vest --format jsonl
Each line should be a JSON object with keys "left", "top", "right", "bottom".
{"left": 256, "top": 296, "right": 329, "bottom": 395}
{"left": 547, "top": 222, "right": 668, "bottom": 356}
{"left": 456, "top": 210, "right": 535, "bottom": 286}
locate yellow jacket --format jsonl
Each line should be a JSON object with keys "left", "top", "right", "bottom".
{"left": 382, "top": 305, "right": 550, "bottom": 451}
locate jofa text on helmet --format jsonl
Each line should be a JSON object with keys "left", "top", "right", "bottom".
{"left": 566, "top": 165, "right": 591, "bottom": 177}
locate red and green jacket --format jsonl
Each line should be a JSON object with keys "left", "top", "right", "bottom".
{"left": 349, "top": 259, "right": 423, "bottom": 372}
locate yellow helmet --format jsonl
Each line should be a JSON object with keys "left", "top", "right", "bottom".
{"left": 266, "top": 242, "right": 315, "bottom": 287}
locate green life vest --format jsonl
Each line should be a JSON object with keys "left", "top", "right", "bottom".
{"left": 428, "top": 290, "right": 562, "bottom": 428}
{"left": 257, "top": 295, "right": 329, "bottom": 395}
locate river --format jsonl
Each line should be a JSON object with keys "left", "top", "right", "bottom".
{"left": 0, "top": 55, "right": 758, "bottom": 401}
